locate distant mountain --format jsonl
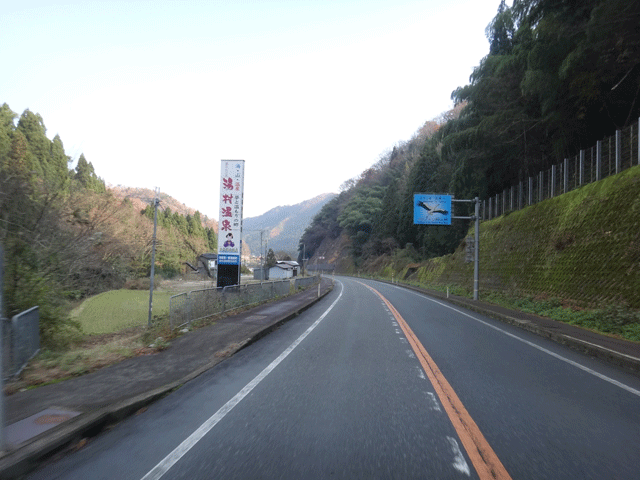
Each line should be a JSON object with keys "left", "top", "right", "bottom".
{"left": 109, "top": 185, "right": 218, "bottom": 230}
{"left": 243, "top": 193, "right": 337, "bottom": 257}
{"left": 109, "top": 185, "right": 335, "bottom": 257}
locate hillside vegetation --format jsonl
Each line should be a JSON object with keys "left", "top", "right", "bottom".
{"left": 370, "top": 166, "right": 640, "bottom": 310}
{"left": 300, "top": 0, "right": 640, "bottom": 268}
{"left": 0, "top": 104, "right": 217, "bottom": 348}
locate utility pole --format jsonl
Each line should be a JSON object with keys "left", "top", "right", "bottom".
{"left": 148, "top": 189, "right": 159, "bottom": 327}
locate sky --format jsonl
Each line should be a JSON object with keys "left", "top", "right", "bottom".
{"left": 2, "top": 0, "right": 504, "bottom": 219}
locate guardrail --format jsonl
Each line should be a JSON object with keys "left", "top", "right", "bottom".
{"left": 294, "top": 275, "right": 320, "bottom": 289}
{"left": 169, "top": 278, "right": 309, "bottom": 329}
{"left": 2, "top": 307, "right": 40, "bottom": 380}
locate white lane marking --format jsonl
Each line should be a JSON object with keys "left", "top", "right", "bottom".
{"left": 395, "top": 286, "right": 640, "bottom": 398}
{"left": 447, "top": 436, "right": 471, "bottom": 476}
{"left": 416, "top": 367, "right": 426, "bottom": 380}
{"left": 406, "top": 349, "right": 416, "bottom": 359}
{"left": 562, "top": 334, "right": 640, "bottom": 362}
{"left": 140, "top": 282, "right": 345, "bottom": 480}
{"left": 426, "top": 392, "right": 441, "bottom": 411}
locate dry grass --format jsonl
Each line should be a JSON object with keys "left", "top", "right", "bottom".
{"left": 4, "top": 327, "right": 159, "bottom": 395}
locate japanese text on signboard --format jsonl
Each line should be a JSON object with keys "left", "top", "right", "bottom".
{"left": 218, "top": 160, "right": 245, "bottom": 259}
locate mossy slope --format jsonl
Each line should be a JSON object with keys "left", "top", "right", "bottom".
{"left": 398, "top": 166, "right": 640, "bottom": 308}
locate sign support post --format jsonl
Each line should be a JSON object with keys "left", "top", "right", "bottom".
{"left": 414, "top": 194, "right": 480, "bottom": 301}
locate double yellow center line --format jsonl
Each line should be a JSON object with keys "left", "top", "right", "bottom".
{"left": 362, "top": 283, "right": 511, "bottom": 480}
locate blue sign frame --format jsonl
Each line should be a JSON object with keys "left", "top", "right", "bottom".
{"left": 413, "top": 194, "right": 452, "bottom": 225}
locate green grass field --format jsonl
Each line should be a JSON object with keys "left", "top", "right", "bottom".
{"left": 71, "top": 289, "right": 174, "bottom": 334}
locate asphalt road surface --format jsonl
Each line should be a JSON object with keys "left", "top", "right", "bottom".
{"left": 30, "top": 277, "right": 640, "bottom": 479}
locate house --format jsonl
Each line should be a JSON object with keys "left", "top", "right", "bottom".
{"left": 276, "top": 260, "right": 300, "bottom": 277}
{"left": 268, "top": 262, "right": 296, "bottom": 279}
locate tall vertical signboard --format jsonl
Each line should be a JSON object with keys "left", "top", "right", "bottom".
{"left": 217, "top": 160, "right": 245, "bottom": 288}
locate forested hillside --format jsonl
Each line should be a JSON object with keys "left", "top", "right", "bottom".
{"left": 0, "top": 104, "right": 216, "bottom": 347}
{"left": 300, "top": 0, "right": 640, "bottom": 268}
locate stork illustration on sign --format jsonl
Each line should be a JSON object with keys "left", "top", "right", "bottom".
{"left": 416, "top": 200, "right": 449, "bottom": 216}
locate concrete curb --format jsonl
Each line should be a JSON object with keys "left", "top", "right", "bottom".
{"left": 0, "top": 282, "right": 333, "bottom": 480}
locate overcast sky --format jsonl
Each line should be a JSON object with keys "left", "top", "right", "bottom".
{"left": 3, "top": 0, "right": 504, "bottom": 219}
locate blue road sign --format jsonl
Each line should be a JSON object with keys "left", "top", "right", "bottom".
{"left": 413, "top": 194, "right": 452, "bottom": 225}
{"left": 217, "top": 254, "right": 240, "bottom": 265}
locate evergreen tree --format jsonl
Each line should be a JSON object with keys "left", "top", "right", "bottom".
{"left": 49, "top": 134, "right": 70, "bottom": 195}
{"left": 0, "top": 103, "right": 17, "bottom": 162}
{"left": 265, "top": 248, "right": 277, "bottom": 269}
{"left": 74, "top": 153, "right": 105, "bottom": 192}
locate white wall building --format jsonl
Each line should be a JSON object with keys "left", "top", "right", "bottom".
{"left": 268, "top": 263, "right": 295, "bottom": 279}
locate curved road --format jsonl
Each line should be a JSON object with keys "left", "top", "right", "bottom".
{"left": 31, "top": 277, "right": 640, "bottom": 479}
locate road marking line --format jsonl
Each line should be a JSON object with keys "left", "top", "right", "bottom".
{"left": 397, "top": 286, "right": 640, "bottom": 398}
{"left": 426, "top": 392, "right": 441, "bottom": 411}
{"left": 140, "top": 282, "right": 345, "bottom": 480}
{"left": 447, "top": 436, "right": 471, "bottom": 476}
{"left": 362, "top": 283, "right": 511, "bottom": 480}
{"left": 561, "top": 334, "right": 640, "bottom": 362}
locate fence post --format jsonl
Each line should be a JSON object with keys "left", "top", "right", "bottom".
{"left": 528, "top": 177, "right": 533, "bottom": 205}
{"left": 488, "top": 197, "right": 492, "bottom": 220}
{"left": 638, "top": 118, "right": 640, "bottom": 165}
{"left": 596, "top": 140, "right": 602, "bottom": 181}
{"left": 551, "top": 165, "right": 556, "bottom": 198}
{"left": 579, "top": 150, "right": 585, "bottom": 186}
{"left": 615, "top": 130, "right": 621, "bottom": 173}
{"left": 563, "top": 158, "right": 568, "bottom": 193}
{"left": 518, "top": 181, "right": 523, "bottom": 210}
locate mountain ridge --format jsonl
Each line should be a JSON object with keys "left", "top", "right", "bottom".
{"left": 243, "top": 193, "right": 337, "bottom": 257}
{"left": 109, "top": 185, "right": 336, "bottom": 257}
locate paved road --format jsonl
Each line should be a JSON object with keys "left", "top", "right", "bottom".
{"left": 29, "top": 277, "right": 640, "bottom": 479}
